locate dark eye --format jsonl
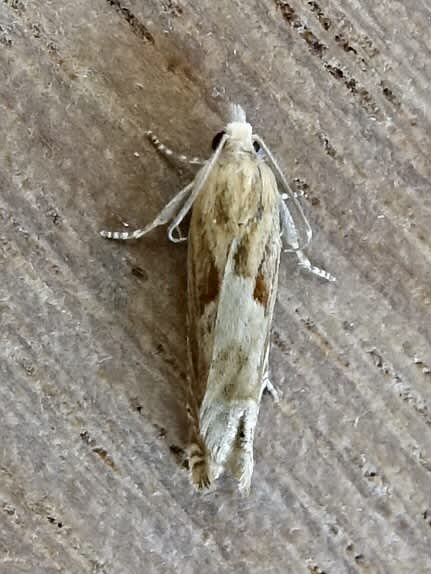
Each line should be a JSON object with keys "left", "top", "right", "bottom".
{"left": 211, "top": 130, "right": 225, "bottom": 150}
{"left": 253, "top": 140, "right": 260, "bottom": 152}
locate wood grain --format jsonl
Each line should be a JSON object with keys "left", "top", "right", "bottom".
{"left": 1, "top": 1, "right": 429, "bottom": 572}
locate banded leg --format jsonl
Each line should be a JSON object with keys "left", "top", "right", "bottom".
{"left": 295, "top": 249, "right": 336, "bottom": 282}
{"left": 254, "top": 134, "right": 313, "bottom": 250}
{"left": 146, "top": 131, "right": 206, "bottom": 165}
{"left": 101, "top": 133, "right": 227, "bottom": 243}
{"left": 165, "top": 133, "right": 228, "bottom": 243}
{"left": 279, "top": 198, "right": 336, "bottom": 282}
{"left": 100, "top": 181, "right": 194, "bottom": 241}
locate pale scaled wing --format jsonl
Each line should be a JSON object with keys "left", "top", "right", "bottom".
{"left": 186, "top": 152, "right": 281, "bottom": 466}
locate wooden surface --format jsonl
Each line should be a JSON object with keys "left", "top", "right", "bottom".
{"left": 1, "top": 1, "right": 430, "bottom": 573}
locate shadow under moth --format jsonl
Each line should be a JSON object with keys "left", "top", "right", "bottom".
{"left": 101, "top": 104, "right": 335, "bottom": 495}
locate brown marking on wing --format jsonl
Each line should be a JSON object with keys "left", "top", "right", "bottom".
{"left": 187, "top": 228, "right": 218, "bottom": 405}
{"left": 199, "top": 255, "right": 220, "bottom": 314}
{"left": 214, "top": 191, "right": 230, "bottom": 225}
{"left": 253, "top": 272, "right": 269, "bottom": 308}
{"left": 217, "top": 345, "right": 262, "bottom": 402}
{"left": 233, "top": 233, "right": 254, "bottom": 277}
{"left": 187, "top": 155, "right": 281, "bottom": 408}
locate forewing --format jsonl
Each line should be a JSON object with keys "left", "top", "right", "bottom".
{"left": 187, "top": 156, "right": 281, "bottom": 462}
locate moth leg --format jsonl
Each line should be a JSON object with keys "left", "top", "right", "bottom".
{"left": 262, "top": 344, "right": 279, "bottom": 402}
{"left": 146, "top": 130, "right": 206, "bottom": 165}
{"left": 254, "top": 134, "right": 312, "bottom": 250}
{"left": 166, "top": 135, "right": 229, "bottom": 244}
{"left": 186, "top": 403, "right": 211, "bottom": 490}
{"left": 263, "top": 375, "right": 280, "bottom": 402}
{"left": 295, "top": 249, "right": 336, "bottom": 283}
{"left": 279, "top": 197, "right": 336, "bottom": 282}
{"left": 100, "top": 181, "right": 194, "bottom": 240}
{"left": 101, "top": 132, "right": 227, "bottom": 242}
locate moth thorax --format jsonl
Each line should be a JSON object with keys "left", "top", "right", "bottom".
{"left": 225, "top": 122, "right": 254, "bottom": 152}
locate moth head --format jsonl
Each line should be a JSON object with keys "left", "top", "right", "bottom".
{"left": 211, "top": 104, "right": 260, "bottom": 153}
{"left": 212, "top": 124, "right": 260, "bottom": 154}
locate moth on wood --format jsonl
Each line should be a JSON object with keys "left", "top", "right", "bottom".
{"left": 100, "top": 104, "right": 335, "bottom": 494}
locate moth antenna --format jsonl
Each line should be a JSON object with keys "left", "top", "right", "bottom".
{"left": 145, "top": 130, "right": 206, "bottom": 165}
{"left": 296, "top": 250, "right": 336, "bottom": 282}
{"left": 253, "top": 134, "right": 313, "bottom": 251}
{"left": 166, "top": 133, "right": 228, "bottom": 243}
{"left": 101, "top": 133, "right": 227, "bottom": 244}
{"left": 229, "top": 103, "right": 247, "bottom": 123}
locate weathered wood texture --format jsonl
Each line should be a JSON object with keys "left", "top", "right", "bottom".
{"left": 1, "top": 1, "right": 430, "bottom": 573}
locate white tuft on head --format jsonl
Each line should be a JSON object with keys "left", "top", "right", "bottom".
{"left": 224, "top": 104, "right": 253, "bottom": 150}
{"left": 229, "top": 103, "right": 247, "bottom": 123}
{"left": 225, "top": 121, "right": 253, "bottom": 148}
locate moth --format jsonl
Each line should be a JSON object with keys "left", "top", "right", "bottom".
{"left": 100, "top": 104, "right": 334, "bottom": 494}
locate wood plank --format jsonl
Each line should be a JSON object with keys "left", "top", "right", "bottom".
{"left": 1, "top": 1, "right": 429, "bottom": 572}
